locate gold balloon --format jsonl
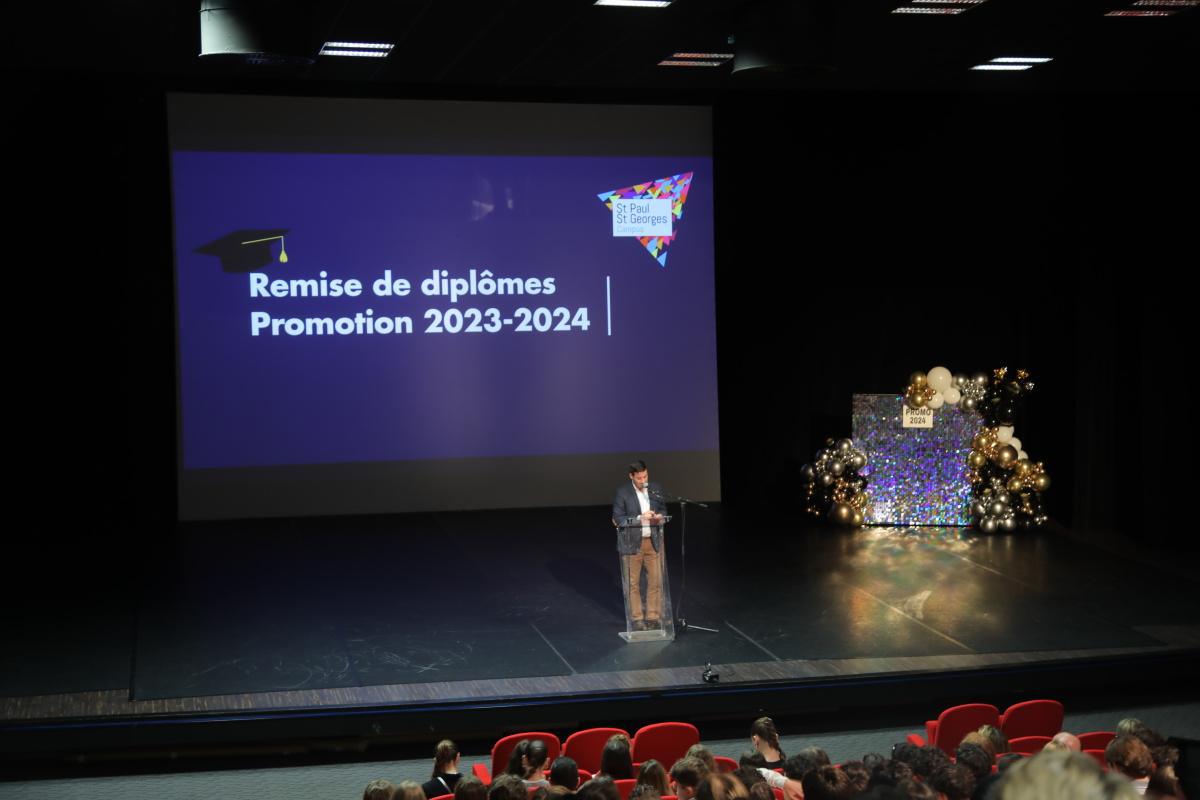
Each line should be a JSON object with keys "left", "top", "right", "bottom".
{"left": 974, "top": 430, "right": 997, "bottom": 451}
{"left": 851, "top": 510, "right": 864, "bottom": 527}
{"left": 830, "top": 502, "right": 854, "bottom": 524}
{"left": 1007, "top": 477, "right": 1024, "bottom": 493}
{"left": 968, "top": 451, "right": 987, "bottom": 469}
{"left": 1033, "top": 473, "right": 1051, "bottom": 491}
{"left": 1014, "top": 461, "right": 1032, "bottom": 477}
{"left": 994, "top": 444, "right": 1019, "bottom": 468}
{"left": 910, "top": 372, "right": 928, "bottom": 388}
{"left": 905, "top": 389, "right": 926, "bottom": 409}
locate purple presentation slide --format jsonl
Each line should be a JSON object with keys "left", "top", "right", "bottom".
{"left": 172, "top": 151, "right": 718, "bottom": 470}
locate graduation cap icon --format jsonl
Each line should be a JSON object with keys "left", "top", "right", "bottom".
{"left": 195, "top": 228, "right": 290, "bottom": 273}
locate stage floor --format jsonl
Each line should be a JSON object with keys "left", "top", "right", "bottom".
{"left": 4, "top": 506, "right": 1199, "bottom": 745}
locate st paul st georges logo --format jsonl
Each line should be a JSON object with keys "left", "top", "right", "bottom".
{"left": 597, "top": 172, "right": 693, "bottom": 268}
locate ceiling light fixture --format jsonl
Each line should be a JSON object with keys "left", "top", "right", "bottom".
{"left": 892, "top": 7, "right": 969, "bottom": 14}
{"left": 595, "top": 0, "right": 672, "bottom": 7}
{"left": 324, "top": 42, "right": 394, "bottom": 50}
{"left": 319, "top": 42, "right": 395, "bottom": 57}
{"left": 658, "top": 59, "right": 725, "bottom": 67}
{"left": 672, "top": 52, "right": 735, "bottom": 59}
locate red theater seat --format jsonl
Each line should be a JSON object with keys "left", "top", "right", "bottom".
{"left": 1078, "top": 731, "right": 1116, "bottom": 751}
{"left": 473, "top": 732, "right": 562, "bottom": 784}
{"left": 1007, "top": 736, "right": 1052, "bottom": 754}
{"left": 907, "top": 703, "right": 1000, "bottom": 755}
{"left": 1000, "top": 700, "right": 1064, "bottom": 740}
{"left": 631, "top": 722, "right": 701, "bottom": 770}
{"left": 715, "top": 756, "right": 739, "bottom": 773}
{"left": 564, "top": 728, "right": 630, "bottom": 775}
{"left": 616, "top": 779, "right": 638, "bottom": 800}
{"left": 1084, "top": 749, "right": 1109, "bottom": 769}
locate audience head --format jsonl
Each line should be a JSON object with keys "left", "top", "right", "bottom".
{"left": 629, "top": 785, "right": 661, "bottom": 800}
{"left": 801, "top": 765, "right": 856, "bottom": 800}
{"left": 747, "top": 782, "right": 773, "bottom": 800}
{"left": 395, "top": 781, "right": 427, "bottom": 800}
{"left": 868, "top": 759, "right": 914, "bottom": 789}
{"left": 526, "top": 740, "right": 551, "bottom": 777}
{"left": 840, "top": 761, "right": 869, "bottom": 794}
{"left": 490, "top": 775, "right": 529, "bottom": 800}
{"left": 577, "top": 777, "right": 620, "bottom": 800}
{"left": 889, "top": 743, "right": 928, "bottom": 778}
{"left": 670, "top": 757, "right": 709, "bottom": 800}
{"left": 1116, "top": 719, "right": 1153, "bottom": 741}
{"left": 434, "top": 740, "right": 462, "bottom": 778}
{"left": 1106, "top": 735, "right": 1154, "bottom": 781}
{"left": 856, "top": 787, "right": 909, "bottom": 800}
{"left": 899, "top": 780, "right": 939, "bottom": 800}
{"left": 954, "top": 742, "right": 994, "bottom": 784}
{"left": 695, "top": 773, "right": 749, "bottom": 800}
{"left": 1147, "top": 764, "right": 1181, "bottom": 799}
{"left": 783, "top": 747, "right": 831, "bottom": 782}
{"left": 751, "top": 717, "right": 785, "bottom": 759}
{"left": 861, "top": 753, "right": 887, "bottom": 773}
{"left": 1043, "top": 732, "right": 1081, "bottom": 753}
{"left": 365, "top": 779, "right": 398, "bottom": 800}
{"left": 998, "top": 750, "right": 1138, "bottom": 800}
{"left": 978, "top": 725, "right": 1010, "bottom": 757}
{"left": 739, "top": 751, "right": 767, "bottom": 769}
{"left": 959, "top": 731, "right": 998, "bottom": 761}
{"left": 599, "top": 735, "right": 634, "bottom": 780}
{"left": 687, "top": 744, "right": 718, "bottom": 776}
{"left": 927, "top": 763, "right": 975, "bottom": 800}
{"left": 550, "top": 757, "right": 580, "bottom": 791}
{"left": 922, "top": 746, "right": 951, "bottom": 776}
{"left": 637, "top": 760, "right": 672, "bottom": 795}
{"left": 454, "top": 777, "right": 488, "bottom": 800}
{"left": 1118, "top": 719, "right": 1174, "bottom": 765}
{"left": 732, "top": 766, "right": 765, "bottom": 791}
{"left": 506, "top": 740, "right": 531, "bottom": 777}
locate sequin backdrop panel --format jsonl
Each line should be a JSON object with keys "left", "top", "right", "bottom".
{"left": 851, "top": 394, "right": 982, "bottom": 526}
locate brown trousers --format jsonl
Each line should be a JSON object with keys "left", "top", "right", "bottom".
{"left": 625, "top": 536, "right": 662, "bottom": 623}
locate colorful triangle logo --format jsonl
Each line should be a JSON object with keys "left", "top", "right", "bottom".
{"left": 597, "top": 172, "right": 693, "bottom": 268}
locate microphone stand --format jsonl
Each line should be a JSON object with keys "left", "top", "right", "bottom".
{"left": 651, "top": 487, "right": 717, "bottom": 634}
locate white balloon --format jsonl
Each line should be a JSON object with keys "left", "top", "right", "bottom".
{"left": 927, "top": 392, "right": 945, "bottom": 409}
{"left": 926, "top": 366, "right": 953, "bottom": 392}
{"left": 1018, "top": 450, "right": 1028, "bottom": 461}
{"left": 1008, "top": 437, "right": 1022, "bottom": 452}
{"left": 997, "top": 426, "right": 1015, "bottom": 442}
{"left": 943, "top": 387, "right": 961, "bottom": 405}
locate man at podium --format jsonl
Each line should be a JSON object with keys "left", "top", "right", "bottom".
{"left": 611, "top": 460, "right": 668, "bottom": 630}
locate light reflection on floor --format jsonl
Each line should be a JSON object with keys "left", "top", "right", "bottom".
{"left": 834, "top": 526, "right": 1024, "bottom": 646}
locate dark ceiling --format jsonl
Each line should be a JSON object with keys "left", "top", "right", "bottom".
{"left": 13, "top": 0, "right": 1199, "bottom": 94}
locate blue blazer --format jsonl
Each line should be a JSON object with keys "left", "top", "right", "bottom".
{"left": 611, "top": 481, "right": 668, "bottom": 555}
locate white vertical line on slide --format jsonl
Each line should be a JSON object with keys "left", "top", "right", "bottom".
{"left": 606, "top": 275, "right": 612, "bottom": 336}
